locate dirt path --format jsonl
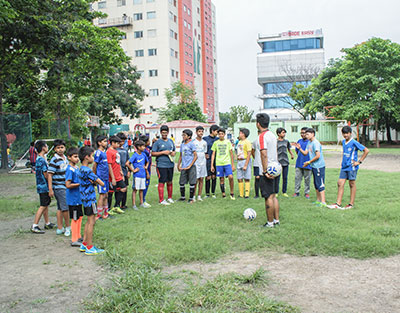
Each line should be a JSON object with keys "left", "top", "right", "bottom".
{"left": 0, "top": 217, "right": 103, "bottom": 313}
{"left": 165, "top": 251, "right": 400, "bottom": 313}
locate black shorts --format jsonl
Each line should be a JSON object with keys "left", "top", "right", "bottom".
{"left": 260, "top": 175, "right": 279, "bottom": 198}
{"left": 109, "top": 179, "right": 127, "bottom": 191}
{"left": 157, "top": 167, "right": 174, "bottom": 183}
{"left": 39, "top": 193, "right": 51, "bottom": 207}
{"left": 69, "top": 205, "right": 83, "bottom": 220}
{"left": 84, "top": 203, "right": 98, "bottom": 216}
{"left": 124, "top": 175, "right": 129, "bottom": 187}
{"left": 206, "top": 160, "right": 216, "bottom": 177}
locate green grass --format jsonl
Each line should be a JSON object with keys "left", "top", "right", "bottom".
{"left": 365, "top": 147, "right": 400, "bottom": 155}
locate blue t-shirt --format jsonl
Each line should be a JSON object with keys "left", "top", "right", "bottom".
{"left": 203, "top": 135, "right": 218, "bottom": 161}
{"left": 65, "top": 165, "right": 82, "bottom": 205}
{"left": 180, "top": 141, "right": 196, "bottom": 169}
{"left": 129, "top": 152, "right": 148, "bottom": 178}
{"left": 341, "top": 138, "right": 365, "bottom": 171}
{"left": 78, "top": 166, "right": 99, "bottom": 208}
{"left": 35, "top": 156, "right": 49, "bottom": 194}
{"left": 48, "top": 154, "right": 68, "bottom": 190}
{"left": 295, "top": 139, "right": 311, "bottom": 170}
{"left": 152, "top": 138, "right": 175, "bottom": 168}
{"left": 307, "top": 139, "right": 325, "bottom": 169}
{"left": 94, "top": 149, "right": 109, "bottom": 181}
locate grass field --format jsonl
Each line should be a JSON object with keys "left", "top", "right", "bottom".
{"left": 1, "top": 163, "right": 400, "bottom": 312}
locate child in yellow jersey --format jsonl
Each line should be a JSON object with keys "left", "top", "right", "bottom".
{"left": 210, "top": 128, "right": 236, "bottom": 200}
{"left": 236, "top": 128, "right": 252, "bottom": 198}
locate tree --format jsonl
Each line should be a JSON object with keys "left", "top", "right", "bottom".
{"left": 219, "top": 112, "right": 230, "bottom": 129}
{"left": 228, "top": 105, "right": 254, "bottom": 129}
{"left": 158, "top": 81, "right": 206, "bottom": 123}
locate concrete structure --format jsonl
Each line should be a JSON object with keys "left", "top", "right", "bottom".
{"left": 257, "top": 29, "right": 325, "bottom": 120}
{"left": 92, "top": 0, "right": 218, "bottom": 130}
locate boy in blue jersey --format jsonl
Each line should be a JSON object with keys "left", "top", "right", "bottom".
{"left": 203, "top": 124, "right": 219, "bottom": 198}
{"left": 140, "top": 135, "right": 152, "bottom": 207}
{"left": 126, "top": 140, "right": 150, "bottom": 209}
{"left": 65, "top": 147, "right": 83, "bottom": 246}
{"left": 293, "top": 127, "right": 312, "bottom": 199}
{"left": 93, "top": 135, "right": 110, "bottom": 219}
{"left": 178, "top": 129, "right": 198, "bottom": 203}
{"left": 295, "top": 128, "right": 327, "bottom": 206}
{"left": 31, "top": 141, "right": 55, "bottom": 233}
{"left": 48, "top": 139, "right": 71, "bottom": 236}
{"left": 328, "top": 126, "right": 369, "bottom": 209}
{"left": 78, "top": 146, "right": 105, "bottom": 255}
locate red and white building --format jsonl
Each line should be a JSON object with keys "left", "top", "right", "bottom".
{"left": 93, "top": 0, "right": 219, "bottom": 128}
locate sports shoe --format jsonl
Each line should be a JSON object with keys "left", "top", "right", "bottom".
{"left": 120, "top": 206, "right": 128, "bottom": 210}
{"left": 188, "top": 198, "right": 195, "bottom": 204}
{"left": 96, "top": 215, "right": 102, "bottom": 221}
{"left": 78, "top": 237, "right": 83, "bottom": 243}
{"left": 273, "top": 221, "right": 280, "bottom": 226}
{"left": 204, "top": 195, "right": 210, "bottom": 199}
{"left": 327, "top": 203, "right": 342, "bottom": 209}
{"left": 292, "top": 193, "right": 300, "bottom": 197}
{"left": 244, "top": 196, "right": 249, "bottom": 199}
{"left": 143, "top": 202, "right": 151, "bottom": 208}
{"left": 71, "top": 241, "right": 81, "bottom": 247}
{"left": 167, "top": 198, "right": 174, "bottom": 204}
{"left": 56, "top": 228, "right": 65, "bottom": 235}
{"left": 230, "top": 195, "right": 236, "bottom": 200}
{"left": 111, "top": 207, "right": 125, "bottom": 214}
{"left": 108, "top": 210, "right": 117, "bottom": 216}
{"left": 212, "top": 194, "right": 216, "bottom": 199}
{"left": 312, "top": 201, "right": 321, "bottom": 206}
{"left": 79, "top": 243, "right": 87, "bottom": 252}
{"left": 133, "top": 205, "right": 138, "bottom": 211}
{"left": 342, "top": 204, "right": 354, "bottom": 210}
{"left": 197, "top": 196, "right": 203, "bottom": 201}
{"left": 85, "top": 246, "right": 99, "bottom": 255}
{"left": 44, "top": 222, "right": 56, "bottom": 229}
{"left": 178, "top": 197, "right": 186, "bottom": 202}
{"left": 282, "top": 193, "right": 289, "bottom": 197}
{"left": 262, "top": 222, "right": 274, "bottom": 228}
{"left": 160, "top": 200, "right": 170, "bottom": 206}
{"left": 317, "top": 202, "right": 327, "bottom": 208}
{"left": 305, "top": 194, "right": 310, "bottom": 199}
{"left": 254, "top": 196, "right": 259, "bottom": 199}
{"left": 64, "top": 227, "right": 71, "bottom": 237}
{"left": 94, "top": 246, "right": 105, "bottom": 254}
{"left": 31, "top": 225, "right": 45, "bottom": 234}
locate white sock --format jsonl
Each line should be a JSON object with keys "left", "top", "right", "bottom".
{"left": 46, "top": 222, "right": 51, "bottom": 225}
{"left": 32, "top": 224, "right": 38, "bottom": 228}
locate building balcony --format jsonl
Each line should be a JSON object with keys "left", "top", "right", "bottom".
{"left": 94, "top": 16, "right": 133, "bottom": 28}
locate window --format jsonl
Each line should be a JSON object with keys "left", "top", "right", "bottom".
{"left": 149, "top": 69, "right": 158, "bottom": 77}
{"left": 149, "top": 89, "right": 159, "bottom": 96}
{"left": 188, "top": 23, "right": 191, "bottom": 30}
{"left": 170, "top": 48, "right": 174, "bottom": 56}
{"left": 148, "top": 48, "right": 157, "bottom": 56}
{"left": 98, "top": 1, "right": 106, "bottom": 9}
{"left": 184, "top": 20, "right": 187, "bottom": 27}
{"left": 175, "top": 51, "right": 178, "bottom": 58}
{"left": 133, "top": 13, "right": 143, "bottom": 20}
{"left": 147, "top": 11, "right": 156, "bottom": 19}
{"left": 98, "top": 18, "right": 107, "bottom": 25}
{"left": 174, "top": 15, "right": 177, "bottom": 22}
{"left": 263, "top": 97, "right": 293, "bottom": 109}
{"left": 169, "top": 11, "right": 173, "bottom": 20}
{"left": 188, "top": 9, "right": 191, "bottom": 15}
{"left": 170, "top": 29, "right": 174, "bottom": 38}
{"left": 183, "top": 5, "right": 187, "bottom": 12}
{"left": 150, "top": 106, "right": 157, "bottom": 112}
{"left": 134, "top": 31, "right": 143, "bottom": 38}
{"left": 176, "top": 71, "right": 179, "bottom": 78}
{"left": 171, "top": 69, "right": 175, "bottom": 77}
{"left": 135, "top": 49, "right": 144, "bottom": 57}
{"left": 120, "top": 32, "right": 127, "bottom": 39}
{"left": 133, "top": 0, "right": 142, "bottom": 4}
{"left": 262, "top": 38, "right": 323, "bottom": 53}
{"left": 291, "top": 126, "right": 298, "bottom": 133}
{"left": 117, "top": 0, "right": 126, "bottom": 6}
{"left": 137, "top": 70, "right": 144, "bottom": 78}
{"left": 174, "top": 32, "right": 178, "bottom": 40}
{"left": 147, "top": 29, "right": 157, "bottom": 37}
{"left": 264, "top": 81, "right": 310, "bottom": 95}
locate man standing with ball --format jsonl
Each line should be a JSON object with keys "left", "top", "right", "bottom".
{"left": 256, "top": 113, "right": 280, "bottom": 228}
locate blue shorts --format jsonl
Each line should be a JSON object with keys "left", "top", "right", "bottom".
{"left": 312, "top": 167, "right": 325, "bottom": 192}
{"left": 216, "top": 164, "right": 233, "bottom": 177}
{"left": 97, "top": 180, "right": 109, "bottom": 194}
{"left": 339, "top": 169, "right": 358, "bottom": 181}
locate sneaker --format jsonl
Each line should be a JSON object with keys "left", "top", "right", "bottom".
{"left": 112, "top": 207, "right": 125, "bottom": 214}
{"left": 120, "top": 206, "right": 128, "bottom": 210}
{"left": 192, "top": 197, "right": 196, "bottom": 202}
{"left": 254, "top": 196, "right": 259, "bottom": 199}
{"left": 133, "top": 205, "right": 138, "bottom": 211}
{"left": 31, "top": 225, "right": 45, "bottom": 234}
{"left": 96, "top": 215, "right": 102, "bottom": 221}
{"left": 282, "top": 193, "right": 289, "bottom": 197}
{"left": 342, "top": 204, "right": 354, "bottom": 210}
{"left": 212, "top": 194, "right": 216, "bottom": 199}
{"left": 327, "top": 203, "right": 342, "bottom": 209}
{"left": 244, "top": 196, "right": 249, "bottom": 199}
{"left": 71, "top": 241, "right": 81, "bottom": 247}
{"left": 178, "top": 197, "right": 186, "bottom": 202}
{"left": 85, "top": 246, "right": 99, "bottom": 255}
{"left": 188, "top": 198, "right": 195, "bottom": 204}
{"left": 230, "top": 195, "right": 236, "bottom": 200}
{"left": 94, "top": 246, "right": 105, "bottom": 254}
{"left": 160, "top": 200, "right": 170, "bottom": 206}
{"left": 197, "top": 196, "right": 203, "bottom": 201}
{"left": 78, "top": 237, "right": 83, "bottom": 243}
{"left": 273, "top": 221, "right": 280, "bottom": 226}
{"left": 276, "top": 194, "right": 279, "bottom": 198}
{"left": 204, "top": 195, "right": 210, "bottom": 199}
{"left": 262, "top": 222, "right": 274, "bottom": 228}
{"left": 167, "top": 198, "right": 174, "bottom": 204}
{"left": 102, "top": 213, "right": 109, "bottom": 219}
{"left": 292, "top": 193, "right": 300, "bottom": 197}
{"left": 108, "top": 210, "right": 117, "bottom": 216}
{"left": 64, "top": 227, "right": 71, "bottom": 237}
{"left": 317, "top": 202, "right": 328, "bottom": 208}
{"left": 143, "top": 202, "right": 151, "bottom": 208}
{"left": 305, "top": 194, "right": 310, "bottom": 199}
{"left": 79, "top": 243, "right": 87, "bottom": 252}
{"left": 56, "top": 228, "right": 65, "bottom": 235}
{"left": 44, "top": 222, "right": 56, "bottom": 229}
{"left": 312, "top": 201, "right": 321, "bottom": 206}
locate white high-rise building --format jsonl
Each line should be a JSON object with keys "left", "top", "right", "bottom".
{"left": 93, "top": 0, "right": 218, "bottom": 130}
{"left": 257, "top": 29, "right": 325, "bottom": 120}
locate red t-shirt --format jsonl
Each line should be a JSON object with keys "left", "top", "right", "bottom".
{"left": 106, "top": 148, "right": 123, "bottom": 182}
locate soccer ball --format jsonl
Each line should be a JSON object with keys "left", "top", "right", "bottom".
{"left": 266, "top": 161, "right": 282, "bottom": 177}
{"left": 243, "top": 208, "right": 257, "bottom": 221}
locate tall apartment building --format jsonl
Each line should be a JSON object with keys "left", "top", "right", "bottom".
{"left": 257, "top": 29, "right": 325, "bottom": 120}
{"left": 93, "top": 0, "right": 218, "bottom": 129}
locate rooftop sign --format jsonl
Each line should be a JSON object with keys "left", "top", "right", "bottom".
{"left": 281, "top": 29, "right": 322, "bottom": 37}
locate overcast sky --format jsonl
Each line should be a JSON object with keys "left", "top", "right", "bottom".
{"left": 212, "top": 0, "right": 400, "bottom": 113}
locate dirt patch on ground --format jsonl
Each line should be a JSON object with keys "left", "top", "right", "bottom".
{"left": 165, "top": 251, "right": 400, "bottom": 313}
{"left": 324, "top": 152, "right": 400, "bottom": 172}
{"left": 0, "top": 217, "right": 104, "bottom": 313}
